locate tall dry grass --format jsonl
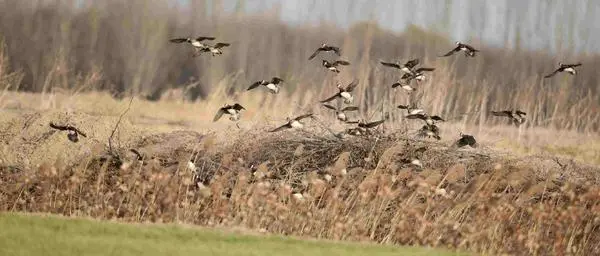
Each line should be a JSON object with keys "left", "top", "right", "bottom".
{"left": 0, "top": 1, "right": 598, "bottom": 133}
{"left": 1, "top": 130, "right": 600, "bottom": 255}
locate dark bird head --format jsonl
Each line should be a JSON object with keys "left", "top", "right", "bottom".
{"left": 67, "top": 130, "right": 79, "bottom": 143}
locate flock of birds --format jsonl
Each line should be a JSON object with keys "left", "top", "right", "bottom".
{"left": 48, "top": 36, "right": 583, "bottom": 149}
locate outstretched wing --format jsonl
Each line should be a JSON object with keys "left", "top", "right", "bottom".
{"left": 360, "top": 119, "right": 385, "bottom": 128}
{"left": 391, "top": 82, "right": 404, "bottom": 88}
{"left": 331, "top": 46, "right": 341, "bottom": 56}
{"left": 380, "top": 61, "right": 401, "bottom": 69}
{"left": 431, "top": 115, "right": 445, "bottom": 122}
{"left": 404, "top": 58, "right": 420, "bottom": 68}
{"left": 344, "top": 79, "right": 359, "bottom": 92}
{"left": 439, "top": 46, "right": 461, "bottom": 57}
{"left": 322, "top": 104, "right": 337, "bottom": 111}
{"left": 232, "top": 103, "right": 245, "bottom": 111}
{"left": 271, "top": 77, "right": 284, "bottom": 84}
{"left": 308, "top": 48, "right": 322, "bottom": 60}
{"left": 214, "top": 43, "right": 230, "bottom": 49}
{"left": 490, "top": 111, "right": 511, "bottom": 117}
{"left": 544, "top": 68, "right": 560, "bottom": 78}
{"left": 334, "top": 60, "right": 350, "bottom": 66}
{"left": 516, "top": 110, "right": 527, "bottom": 116}
{"left": 320, "top": 93, "right": 340, "bottom": 103}
{"left": 213, "top": 108, "right": 226, "bottom": 122}
{"left": 169, "top": 38, "right": 188, "bottom": 43}
{"left": 397, "top": 104, "right": 409, "bottom": 109}
{"left": 294, "top": 113, "right": 314, "bottom": 121}
{"left": 49, "top": 122, "right": 69, "bottom": 131}
{"left": 247, "top": 81, "right": 262, "bottom": 91}
{"left": 341, "top": 106, "right": 359, "bottom": 112}
{"left": 464, "top": 43, "right": 479, "bottom": 52}
{"left": 269, "top": 124, "right": 290, "bottom": 132}
{"left": 415, "top": 67, "right": 435, "bottom": 72}
{"left": 195, "top": 36, "right": 215, "bottom": 41}
{"left": 405, "top": 114, "right": 427, "bottom": 120}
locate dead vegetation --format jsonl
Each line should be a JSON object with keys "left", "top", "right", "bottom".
{"left": 1, "top": 110, "right": 599, "bottom": 255}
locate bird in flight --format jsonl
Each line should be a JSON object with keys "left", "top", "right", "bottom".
{"left": 439, "top": 41, "right": 479, "bottom": 57}
{"left": 405, "top": 113, "right": 445, "bottom": 126}
{"left": 544, "top": 63, "right": 582, "bottom": 78}
{"left": 322, "top": 59, "right": 350, "bottom": 73}
{"left": 490, "top": 110, "right": 527, "bottom": 126}
{"left": 195, "top": 42, "right": 231, "bottom": 56}
{"left": 321, "top": 104, "right": 359, "bottom": 122}
{"left": 320, "top": 79, "right": 359, "bottom": 104}
{"left": 308, "top": 43, "right": 341, "bottom": 60}
{"left": 247, "top": 77, "right": 284, "bottom": 94}
{"left": 269, "top": 113, "right": 314, "bottom": 132}
{"left": 49, "top": 122, "right": 87, "bottom": 143}
{"left": 380, "top": 58, "right": 420, "bottom": 74}
{"left": 213, "top": 103, "right": 245, "bottom": 122}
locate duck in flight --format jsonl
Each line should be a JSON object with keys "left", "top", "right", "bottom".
{"left": 321, "top": 104, "right": 359, "bottom": 122}
{"left": 170, "top": 36, "right": 216, "bottom": 55}
{"left": 269, "top": 113, "right": 314, "bottom": 132}
{"left": 406, "top": 113, "right": 445, "bottom": 126}
{"left": 308, "top": 43, "right": 341, "bottom": 60}
{"left": 439, "top": 41, "right": 479, "bottom": 57}
{"left": 49, "top": 122, "right": 87, "bottom": 143}
{"left": 247, "top": 77, "right": 284, "bottom": 94}
{"left": 391, "top": 81, "right": 417, "bottom": 92}
{"left": 397, "top": 104, "right": 424, "bottom": 115}
{"left": 490, "top": 110, "right": 526, "bottom": 126}
{"left": 380, "top": 58, "right": 420, "bottom": 74}
{"left": 401, "top": 67, "right": 436, "bottom": 83}
{"left": 544, "top": 63, "right": 582, "bottom": 78}
{"left": 322, "top": 59, "right": 350, "bottom": 73}
{"left": 320, "top": 79, "right": 359, "bottom": 104}
{"left": 213, "top": 103, "right": 245, "bottom": 122}
{"left": 196, "top": 42, "right": 230, "bottom": 56}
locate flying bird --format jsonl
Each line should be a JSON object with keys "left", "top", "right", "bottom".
{"left": 380, "top": 58, "right": 420, "bottom": 73}
{"left": 417, "top": 124, "right": 441, "bottom": 140}
{"left": 391, "top": 81, "right": 417, "bottom": 92}
{"left": 320, "top": 79, "right": 359, "bottom": 104}
{"left": 213, "top": 103, "right": 245, "bottom": 122}
{"left": 544, "top": 63, "right": 582, "bottom": 78}
{"left": 322, "top": 60, "right": 350, "bottom": 73}
{"left": 490, "top": 110, "right": 527, "bottom": 126}
{"left": 247, "top": 77, "right": 284, "bottom": 94}
{"left": 308, "top": 43, "right": 341, "bottom": 60}
{"left": 269, "top": 114, "right": 314, "bottom": 132}
{"left": 321, "top": 104, "right": 359, "bottom": 122}
{"left": 406, "top": 113, "right": 445, "bottom": 126}
{"left": 195, "top": 42, "right": 231, "bottom": 56}
{"left": 49, "top": 122, "right": 87, "bottom": 143}
{"left": 397, "top": 104, "right": 425, "bottom": 115}
{"left": 439, "top": 41, "right": 479, "bottom": 57}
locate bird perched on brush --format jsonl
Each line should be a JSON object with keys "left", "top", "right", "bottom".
{"left": 247, "top": 77, "right": 284, "bottom": 94}
{"left": 544, "top": 63, "right": 582, "bottom": 78}
{"left": 454, "top": 132, "right": 477, "bottom": 148}
{"left": 321, "top": 104, "right": 359, "bottom": 122}
{"left": 439, "top": 41, "right": 479, "bottom": 57}
{"left": 308, "top": 43, "right": 341, "bottom": 60}
{"left": 322, "top": 59, "right": 350, "bottom": 73}
{"left": 320, "top": 79, "right": 359, "bottom": 104}
{"left": 269, "top": 113, "right": 314, "bottom": 132}
{"left": 490, "top": 110, "right": 526, "bottom": 126}
{"left": 380, "top": 58, "right": 420, "bottom": 74}
{"left": 49, "top": 122, "right": 87, "bottom": 143}
{"left": 213, "top": 103, "right": 245, "bottom": 122}
{"left": 195, "top": 42, "right": 230, "bottom": 56}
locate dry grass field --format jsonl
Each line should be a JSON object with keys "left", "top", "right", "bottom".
{"left": 1, "top": 1, "right": 600, "bottom": 255}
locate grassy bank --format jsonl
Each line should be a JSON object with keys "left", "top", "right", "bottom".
{"left": 0, "top": 213, "right": 462, "bottom": 256}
